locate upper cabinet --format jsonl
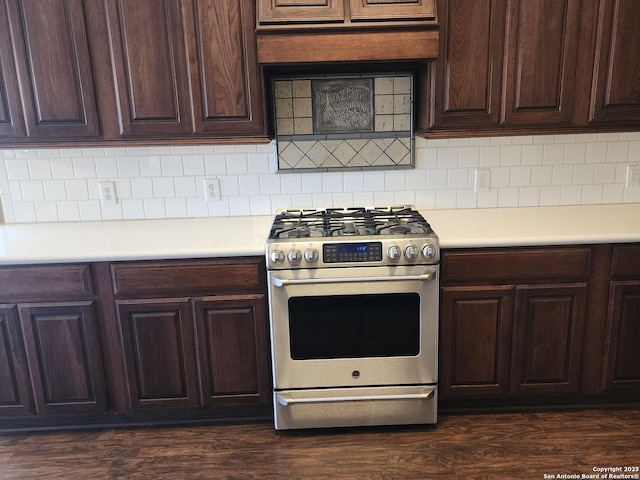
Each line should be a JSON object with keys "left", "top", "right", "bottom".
{"left": 0, "top": 0, "right": 100, "bottom": 141}
{"left": 0, "top": 0, "right": 266, "bottom": 146}
{"left": 258, "top": 0, "right": 436, "bottom": 24}
{"left": 422, "top": 0, "right": 640, "bottom": 136}
{"left": 588, "top": 0, "right": 640, "bottom": 126}
{"left": 104, "top": 0, "right": 264, "bottom": 139}
{"left": 255, "top": 0, "right": 439, "bottom": 64}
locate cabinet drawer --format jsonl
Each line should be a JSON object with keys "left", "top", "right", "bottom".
{"left": 442, "top": 247, "right": 591, "bottom": 284}
{"left": 111, "top": 258, "right": 266, "bottom": 296}
{"left": 610, "top": 245, "right": 640, "bottom": 278}
{"left": 0, "top": 264, "right": 93, "bottom": 300}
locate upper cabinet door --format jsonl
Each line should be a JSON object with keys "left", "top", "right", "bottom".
{"left": 0, "top": 3, "right": 26, "bottom": 139}
{"left": 2, "top": 0, "right": 100, "bottom": 139}
{"left": 257, "top": 0, "right": 345, "bottom": 24}
{"left": 105, "top": 0, "right": 194, "bottom": 137}
{"left": 502, "top": 0, "right": 581, "bottom": 126}
{"left": 589, "top": 0, "right": 640, "bottom": 126}
{"left": 429, "top": 0, "right": 507, "bottom": 129}
{"left": 349, "top": 0, "right": 436, "bottom": 21}
{"left": 186, "top": 0, "right": 265, "bottom": 136}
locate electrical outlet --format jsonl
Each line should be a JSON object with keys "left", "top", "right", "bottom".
{"left": 204, "top": 177, "right": 221, "bottom": 202}
{"left": 474, "top": 168, "right": 491, "bottom": 192}
{"left": 626, "top": 165, "right": 640, "bottom": 187}
{"left": 98, "top": 181, "right": 117, "bottom": 205}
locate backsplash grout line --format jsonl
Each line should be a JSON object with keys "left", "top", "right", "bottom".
{"left": 1, "top": 132, "right": 639, "bottom": 223}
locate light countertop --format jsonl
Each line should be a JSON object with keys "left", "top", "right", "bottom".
{"left": 0, "top": 204, "right": 639, "bottom": 265}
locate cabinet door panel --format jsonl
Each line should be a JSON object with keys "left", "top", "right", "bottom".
{"left": 116, "top": 299, "right": 200, "bottom": 409}
{"left": 18, "top": 302, "right": 107, "bottom": 414}
{"left": 440, "top": 286, "right": 513, "bottom": 397}
{"left": 590, "top": 0, "right": 640, "bottom": 125}
{"left": 350, "top": 0, "right": 436, "bottom": 21}
{"left": 0, "top": 2, "right": 26, "bottom": 138}
{"left": 6, "top": 0, "right": 100, "bottom": 138}
{"left": 430, "top": 0, "right": 506, "bottom": 129}
{"left": 0, "top": 305, "right": 33, "bottom": 416}
{"left": 511, "top": 285, "right": 587, "bottom": 394}
{"left": 195, "top": 295, "right": 270, "bottom": 405}
{"left": 502, "top": 0, "right": 580, "bottom": 126}
{"left": 257, "top": 0, "right": 344, "bottom": 24}
{"left": 105, "top": 0, "right": 193, "bottom": 136}
{"left": 188, "top": 0, "right": 264, "bottom": 135}
{"left": 602, "top": 281, "right": 640, "bottom": 393}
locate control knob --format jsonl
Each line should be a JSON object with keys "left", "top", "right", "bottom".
{"left": 387, "top": 245, "right": 401, "bottom": 260}
{"left": 270, "top": 249, "right": 285, "bottom": 264}
{"left": 288, "top": 249, "right": 302, "bottom": 264}
{"left": 422, "top": 242, "right": 436, "bottom": 259}
{"left": 304, "top": 249, "right": 319, "bottom": 262}
{"left": 405, "top": 244, "right": 419, "bottom": 259}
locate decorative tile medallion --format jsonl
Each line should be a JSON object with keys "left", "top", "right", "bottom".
{"left": 272, "top": 73, "right": 414, "bottom": 172}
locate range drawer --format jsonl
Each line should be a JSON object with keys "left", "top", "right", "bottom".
{"left": 0, "top": 264, "right": 94, "bottom": 300}
{"left": 111, "top": 257, "right": 266, "bottom": 297}
{"left": 441, "top": 247, "right": 592, "bottom": 285}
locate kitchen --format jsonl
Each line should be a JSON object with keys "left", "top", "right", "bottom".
{"left": 1, "top": 0, "right": 639, "bottom": 477}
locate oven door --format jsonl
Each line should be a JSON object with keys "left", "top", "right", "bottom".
{"left": 267, "top": 265, "right": 438, "bottom": 390}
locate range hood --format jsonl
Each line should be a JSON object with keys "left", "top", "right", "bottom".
{"left": 255, "top": 1, "right": 439, "bottom": 65}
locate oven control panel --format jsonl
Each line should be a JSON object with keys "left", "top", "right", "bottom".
{"left": 267, "top": 237, "right": 439, "bottom": 269}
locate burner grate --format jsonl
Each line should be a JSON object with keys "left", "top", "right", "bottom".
{"left": 269, "top": 206, "right": 432, "bottom": 239}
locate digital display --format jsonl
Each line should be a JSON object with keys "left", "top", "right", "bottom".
{"left": 323, "top": 242, "right": 382, "bottom": 263}
{"left": 338, "top": 244, "right": 368, "bottom": 253}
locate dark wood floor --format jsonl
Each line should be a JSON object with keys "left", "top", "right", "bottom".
{"left": 0, "top": 408, "right": 638, "bottom": 479}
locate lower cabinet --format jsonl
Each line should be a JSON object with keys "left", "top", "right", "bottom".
{"left": 0, "top": 265, "right": 109, "bottom": 420}
{"left": 116, "top": 294, "right": 269, "bottom": 410}
{"left": 111, "top": 258, "right": 271, "bottom": 413}
{"left": 0, "top": 258, "right": 271, "bottom": 430}
{"left": 0, "top": 305, "right": 33, "bottom": 416}
{"left": 440, "top": 247, "right": 590, "bottom": 401}
{"left": 601, "top": 245, "right": 640, "bottom": 394}
{"left": 18, "top": 301, "right": 108, "bottom": 415}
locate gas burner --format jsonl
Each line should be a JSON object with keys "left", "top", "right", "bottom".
{"left": 277, "top": 226, "right": 324, "bottom": 239}
{"left": 377, "top": 221, "right": 430, "bottom": 235}
{"left": 329, "top": 222, "right": 377, "bottom": 237}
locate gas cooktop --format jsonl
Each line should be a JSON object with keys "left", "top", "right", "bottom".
{"left": 268, "top": 206, "right": 434, "bottom": 240}
{"left": 266, "top": 206, "right": 439, "bottom": 269}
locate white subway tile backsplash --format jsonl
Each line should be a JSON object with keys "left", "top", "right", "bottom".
{"left": 1, "top": 132, "right": 638, "bottom": 223}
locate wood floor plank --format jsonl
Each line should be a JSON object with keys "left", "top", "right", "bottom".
{"left": 0, "top": 409, "right": 638, "bottom": 479}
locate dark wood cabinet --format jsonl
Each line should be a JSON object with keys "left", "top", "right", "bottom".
{"left": 511, "top": 285, "right": 587, "bottom": 394}
{"left": 0, "top": 265, "right": 109, "bottom": 419}
{"left": 423, "top": 0, "right": 640, "bottom": 136}
{"left": 18, "top": 302, "right": 108, "bottom": 414}
{"left": 0, "top": 0, "right": 100, "bottom": 140}
{"left": 104, "top": 0, "right": 264, "bottom": 139}
{"left": 0, "top": 0, "right": 265, "bottom": 146}
{"left": 440, "top": 286, "right": 513, "bottom": 397}
{"left": 501, "top": 0, "right": 581, "bottom": 126}
{"left": 588, "top": 0, "right": 640, "bottom": 126}
{"left": 110, "top": 258, "right": 271, "bottom": 412}
{"left": 601, "top": 245, "right": 640, "bottom": 394}
{"left": 194, "top": 295, "right": 270, "bottom": 406}
{"left": 440, "top": 247, "right": 590, "bottom": 400}
{"left": 0, "top": 305, "right": 33, "bottom": 416}
{"left": 116, "top": 298, "right": 200, "bottom": 409}
{"left": 104, "top": 0, "right": 193, "bottom": 137}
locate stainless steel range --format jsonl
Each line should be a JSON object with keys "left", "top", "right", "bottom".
{"left": 266, "top": 206, "right": 439, "bottom": 430}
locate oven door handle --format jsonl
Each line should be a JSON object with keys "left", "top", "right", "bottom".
{"left": 275, "top": 387, "right": 435, "bottom": 406}
{"left": 271, "top": 271, "right": 436, "bottom": 287}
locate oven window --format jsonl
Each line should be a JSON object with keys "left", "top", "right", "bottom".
{"left": 288, "top": 293, "right": 420, "bottom": 359}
